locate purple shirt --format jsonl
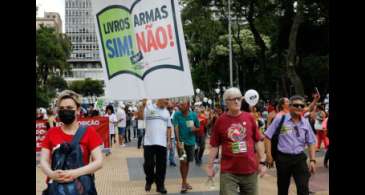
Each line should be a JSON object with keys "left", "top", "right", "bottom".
{"left": 264, "top": 113, "right": 316, "bottom": 154}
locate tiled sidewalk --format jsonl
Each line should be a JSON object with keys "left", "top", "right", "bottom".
{"left": 36, "top": 138, "right": 329, "bottom": 195}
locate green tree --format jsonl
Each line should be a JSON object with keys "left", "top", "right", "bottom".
{"left": 82, "top": 78, "right": 104, "bottom": 97}
{"left": 70, "top": 78, "right": 104, "bottom": 97}
{"left": 36, "top": 87, "right": 51, "bottom": 108}
{"left": 69, "top": 80, "right": 84, "bottom": 95}
{"left": 181, "top": 0, "right": 226, "bottom": 93}
{"left": 47, "top": 76, "right": 68, "bottom": 91}
{"left": 180, "top": 0, "right": 329, "bottom": 99}
{"left": 36, "top": 26, "right": 72, "bottom": 86}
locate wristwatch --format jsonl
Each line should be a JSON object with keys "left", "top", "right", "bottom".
{"left": 259, "top": 161, "right": 266, "bottom": 166}
{"left": 310, "top": 159, "right": 316, "bottom": 164}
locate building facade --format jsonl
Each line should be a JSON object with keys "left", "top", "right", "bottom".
{"left": 36, "top": 12, "right": 63, "bottom": 33}
{"left": 64, "top": 0, "right": 104, "bottom": 83}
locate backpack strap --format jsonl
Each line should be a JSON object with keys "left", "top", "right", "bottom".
{"left": 273, "top": 115, "right": 286, "bottom": 137}
{"left": 71, "top": 125, "right": 87, "bottom": 147}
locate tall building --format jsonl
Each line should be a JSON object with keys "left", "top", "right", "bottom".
{"left": 64, "top": 0, "right": 104, "bottom": 83}
{"left": 36, "top": 12, "right": 63, "bottom": 33}
{"left": 36, "top": 12, "right": 64, "bottom": 79}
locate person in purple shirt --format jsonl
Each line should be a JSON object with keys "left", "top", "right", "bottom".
{"left": 264, "top": 95, "right": 316, "bottom": 195}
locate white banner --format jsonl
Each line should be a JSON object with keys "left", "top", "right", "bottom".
{"left": 91, "top": 0, "right": 194, "bottom": 100}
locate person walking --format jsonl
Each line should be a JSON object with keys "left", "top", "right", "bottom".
{"left": 105, "top": 105, "right": 117, "bottom": 147}
{"left": 40, "top": 90, "right": 103, "bottom": 194}
{"left": 314, "top": 104, "right": 328, "bottom": 151}
{"left": 167, "top": 103, "right": 177, "bottom": 166}
{"left": 142, "top": 99, "right": 172, "bottom": 194}
{"left": 264, "top": 95, "right": 317, "bottom": 195}
{"left": 207, "top": 87, "right": 267, "bottom": 195}
{"left": 116, "top": 103, "right": 127, "bottom": 147}
{"left": 173, "top": 99, "right": 200, "bottom": 193}
{"left": 136, "top": 102, "right": 146, "bottom": 149}
{"left": 195, "top": 107, "right": 207, "bottom": 166}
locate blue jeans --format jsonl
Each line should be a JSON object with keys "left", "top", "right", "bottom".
{"left": 168, "top": 138, "right": 176, "bottom": 164}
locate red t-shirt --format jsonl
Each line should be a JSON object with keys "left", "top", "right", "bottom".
{"left": 268, "top": 104, "right": 275, "bottom": 113}
{"left": 41, "top": 126, "right": 103, "bottom": 165}
{"left": 197, "top": 113, "right": 207, "bottom": 137}
{"left": 210, "top": 112, "right": 264, "bottom": 174}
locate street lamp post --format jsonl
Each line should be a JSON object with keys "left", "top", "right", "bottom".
{"left": 208, "top": 99, "right": 212, "bottom": 108}
{"left": 228, "top": 0, "right": 233, "bottom": 87}
{"left": 195, "top": 88, "right": 201, "bottom": 102}
{"left": 203, "top": 97, "right": 208, "bottom": 108}
{"left": 215, "top": 88, "right": 221, "bottom": 107}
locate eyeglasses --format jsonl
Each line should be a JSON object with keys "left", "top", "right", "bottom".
{"left": 226, "top": 97, "right": 242, "bottom": 102}
{"left": 291, "top": 103, "right": 305, "bottom": 109}
{"left": 293, "top": 126, "right": 300, "bottom": 137}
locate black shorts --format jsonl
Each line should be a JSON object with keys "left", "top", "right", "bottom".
{"left": 184, "top": 144, "right": 195, "bottom": 162}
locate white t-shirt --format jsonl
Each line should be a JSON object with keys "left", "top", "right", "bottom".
{"left": 116, "top": 109, "right": 126, "bottom": 128}
{"left": 143, "top": 103, "right": 172, "bottom": 147}
{"left": 138, "top": 119, "right": 145, "bottom": 129}
{"left": 170, "top": 110, "right": 175, "bottom": 139}
{"left": 105, "top": 113, "right": 117, "bottom": 134}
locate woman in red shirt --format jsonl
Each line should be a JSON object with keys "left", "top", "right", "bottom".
{"left": 39, "top": 90, "right": 103, "bottom": 185}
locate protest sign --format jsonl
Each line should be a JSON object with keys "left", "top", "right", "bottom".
{"left": 91, "top": 0, "right": 194, "bottom": 100}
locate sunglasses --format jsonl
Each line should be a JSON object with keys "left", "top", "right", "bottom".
{"left": 291, "top": 103, "right": 305, "bottom": 109}
{"left": 293, "top": 126, "right": 300, "bottom": 137}
{"left": 226, "top": 97, "right": 242, "bottom": 102}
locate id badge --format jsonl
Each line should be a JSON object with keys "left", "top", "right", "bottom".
{"left": 186, "top": 120, "right": 194, "bottom": 128}
{"left": 232, "top": 141, "right": 247, "bottom": 154}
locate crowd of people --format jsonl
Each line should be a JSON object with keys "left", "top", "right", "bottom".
{"left": 38, "top": 88, "right": 330, "bottom": 195}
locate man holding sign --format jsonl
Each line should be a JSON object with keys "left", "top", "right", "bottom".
{"left": 140, "top": 99, "right": 172, "bottom": 194}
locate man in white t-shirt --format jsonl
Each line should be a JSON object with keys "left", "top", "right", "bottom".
{"left": 141, "top": 99, "right": 172, "bottom": 194}
{"left": 116, "top": 104, "right": 127, "bottom": 147}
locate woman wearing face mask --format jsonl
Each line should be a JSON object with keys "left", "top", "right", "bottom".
{"left": 39, "top": 90, "right": 103, "bottom": 188}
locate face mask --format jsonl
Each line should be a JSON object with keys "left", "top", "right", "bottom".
{"left": 58, "top": 110, "right": 76, "bottom": 125}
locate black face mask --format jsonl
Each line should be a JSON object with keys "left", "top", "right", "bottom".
{"left": 58, "top": 110, "right": 76, "bottom": 125}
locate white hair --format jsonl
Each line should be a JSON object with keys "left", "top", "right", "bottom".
{"left": 223, "top": 87, "right": 242, "bottom": 101}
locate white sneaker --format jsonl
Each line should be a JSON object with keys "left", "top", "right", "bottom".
{"left": 122, "top": 144, "right": 126, "bottom": 147}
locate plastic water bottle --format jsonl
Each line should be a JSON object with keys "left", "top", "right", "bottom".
{"left": 205, "top": 176, "right": 216, "bottom": 190}
{"left": 206, "top": 160, "right": 220, "bottom": 190}
{"left": 178, "top": 142, "right": 187, "bottom": 161}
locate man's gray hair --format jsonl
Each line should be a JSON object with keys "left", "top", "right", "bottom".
{"left": 289, "top": 95, "right": 305, "bottom": 103}
{"left": 223, "top": 87, "right": 242, "bottom": 101}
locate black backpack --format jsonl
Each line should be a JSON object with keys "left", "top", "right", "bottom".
{"left": 271, "top": 115, "right": 286, "bottom": 162}
{"left": 43, "top": 126, "right": 97, "bottom": 195}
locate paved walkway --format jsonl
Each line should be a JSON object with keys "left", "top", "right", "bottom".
{"left": 36, "top": 138, "right": 329, "bottom": 195}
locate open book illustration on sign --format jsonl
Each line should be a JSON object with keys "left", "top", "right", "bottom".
{"left": 96, "top": 0, "right": 184, "bottom": 80}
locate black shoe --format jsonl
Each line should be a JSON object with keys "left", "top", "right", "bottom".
{"left": 324, "top": 160, "right": 328, "bottom": 168}
{"left": 170, "top": 162, "right": 177, "bottom": 167}
{"left": 156, "top": 186, "right": 167, "bottom": 194}
{"left": 145, "top": 183, "right": 152, "bottom": 192}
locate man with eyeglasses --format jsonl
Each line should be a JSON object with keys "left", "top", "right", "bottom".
{"left": 264, "top": 95, "right": 317, "bottom": 195}
{"left": 207, "top": 87, "right": 266, "bottom": 195}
